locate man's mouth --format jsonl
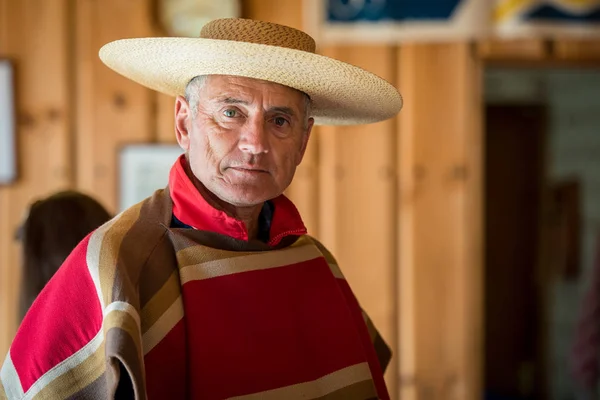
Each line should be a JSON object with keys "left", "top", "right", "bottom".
{"left": 228, "top": 166, "right": 268, "bottom": 174}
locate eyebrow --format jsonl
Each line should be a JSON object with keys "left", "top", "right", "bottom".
{"left": 218, "top": 97, "right": 298, "bottom": 118}
{"left": 221, "top": 97, "right": 248, "bottom": 105}
{"left": 269, "top": 106, "right": 297, "bottom": 118}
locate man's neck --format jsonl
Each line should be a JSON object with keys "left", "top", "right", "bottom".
{"left": 183, "top": 161, "right": 263, "bottom": 240}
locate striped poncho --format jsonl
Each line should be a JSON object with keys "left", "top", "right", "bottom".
{"left": 1, "top": 157, "right": 391, "bottom": 400}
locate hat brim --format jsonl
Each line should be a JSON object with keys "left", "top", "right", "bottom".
{"left": 99, "top": 38, "right": 402, "bottom": 126}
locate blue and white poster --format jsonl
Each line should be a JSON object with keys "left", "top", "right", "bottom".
{"left": 494, "top": 0, "right": 600, "bottom": 38}
{"left": 305, "top": 0, "right": 600, "bottom": 44}
{"left": 304, "top": 0, "right": 491, "bottom": 44}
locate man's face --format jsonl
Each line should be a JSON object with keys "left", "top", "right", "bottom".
{"left": 175, "top": 75, "right": 314, "bottom": 207}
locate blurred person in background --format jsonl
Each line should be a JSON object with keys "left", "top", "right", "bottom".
{"left": 15, "top": 190, "right": 111, "bottom": 321}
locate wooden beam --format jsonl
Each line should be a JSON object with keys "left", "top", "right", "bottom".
{"left": 397, "top": 43, "right": 483, "bottom": 400}
{"left": 317, "top": 44, "right": 399, "bottom": 398}
{"left": 478, "top": 39, "right": 548, "bottom": 60}
{"left": 554, "top": 39, "right": 600, "bottom": 60}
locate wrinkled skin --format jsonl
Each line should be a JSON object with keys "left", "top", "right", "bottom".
{"left": 174, "top": 75, "right": 314, "bottom": 234}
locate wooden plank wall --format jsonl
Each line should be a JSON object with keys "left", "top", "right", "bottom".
{"left": 0, "top": 0, "right": 73, "bottom": 356}
{"left": 397, "top": 43, "right": 483, "bottom": 399}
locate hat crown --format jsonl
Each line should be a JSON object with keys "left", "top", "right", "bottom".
{"left": 200, "top": 18, "right": 316, "bottom": 53}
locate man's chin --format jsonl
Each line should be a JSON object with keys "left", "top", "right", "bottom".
{"left": 217, "top": 190, "right": 275, "bottom": 208}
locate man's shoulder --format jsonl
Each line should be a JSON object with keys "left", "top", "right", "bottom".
{"left": 300, "top": 235, "right": 338, "bottom": 265}
{"left": 95, "top": 195, "right": 170, "bottom": 248}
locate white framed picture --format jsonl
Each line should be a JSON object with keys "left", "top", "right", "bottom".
{"left": 0, "top": 59, "right": 16, "bottom": 185}
{"left": 118, "top": 144, "right": 183, "bottom": 211}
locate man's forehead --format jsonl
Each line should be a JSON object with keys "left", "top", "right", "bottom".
{"left": 203, "top": 75, "right": 306, "bottom": 101}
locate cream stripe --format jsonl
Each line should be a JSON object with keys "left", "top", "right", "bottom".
{"left": 180, "top": 244, "right": 323, "bottom": 283}
{"left": 142, "top": 296, "right": 184, "bottom": 355}
{"left": 86, "top": 215, "right": 121, "bottom": 310}
{"left": 22, "top": 330, "right": 104, "bottom": 399}
{"left": 328, "top": 263, "right": 344, "bottom": 279}
{"left": 228, "top": 363, "right": 373, "bottom": 400}
{"left": 104, "top": 301, "right": 141, "bottom": 329}
{"left": 0, "top": 353, "right": 25, "bottom": 399}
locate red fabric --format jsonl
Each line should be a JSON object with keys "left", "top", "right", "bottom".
{"left": 145, "top": 320, "right": 187, "bottom": 400}
{"left": 182, "top": 257, "right": 374, "bottom": 399}
{"left": 10, "top": 235, "right": 103, "bottom": 392}
{"left": 570, "top": 232, "right": 600, "bottom": 390}
{"left": 169, "top": 155, "right": 306, "bottom": 245}
{"left": 337, "top": 280, "right": 390, "bottom": 399}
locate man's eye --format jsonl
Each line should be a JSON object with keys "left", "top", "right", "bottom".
{"left": 223, "top": 109, "right": 237, "bottom": 118}
{"left": 274, "top": 117, "right": 288, "bottom": 127}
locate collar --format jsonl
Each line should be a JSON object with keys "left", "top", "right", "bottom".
{"left": 169, "top": 155, "right": 307, "bottom": 246}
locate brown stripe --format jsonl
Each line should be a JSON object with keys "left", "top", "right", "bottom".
{"left": 128, "top": 187, "right": 182, "bottom": 310}
{"left": 106, "top": 327, "right": 147, "bottom": 400}
{"left": 229, "top": 363, "right": 374, "bottom": 400}
{"left": 362, "top": 311, "right": 378, "bottom": 342}
{"left": 32, "top": 340, "right": 105, "bottom": 399}
{"left": 140, "top": 271, "right": 181, "bottom": 334}
{"left": 0, "top": 378, "right": 6, "bottom": 399}
{"left": 137, "top": 232, "right": 178, "bottom": 310}
{"left": 65, "top": 370, "right": 110, "bottom": 400}
{"left": 103, "top": 310, "right": 142, "bottom": 362}
{"left": 318, "top": 379, "right": 378, "bottom": 400}
{"left": 361, "top": 311, "right": 391, "bottom": 373}
{"left": 94, "top": 204, "right": 142, "bottom": 308}
{"left": 149, "top": 187, "right": 176, "bottom": 227}
{"left": 373, "top": 333, "right": 392, "bottom": 374}
{"left": 113, "top": 198, "right": 174, "bottom": 309}
{"left": 328, "top": 262, "right": 344, "bottom": 279}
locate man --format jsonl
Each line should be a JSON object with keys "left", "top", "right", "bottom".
{"left": 1, "top": 18, "right": 402, "bottom": 400}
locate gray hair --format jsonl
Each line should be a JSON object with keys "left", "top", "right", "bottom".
{"left": 184, "top": 75, "right": 312, "bottom": 129}
{"left": 184, "top": 75, "right": 209, "bottom": 117}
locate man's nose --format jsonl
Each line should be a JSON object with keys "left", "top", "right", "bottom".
{"left": 239, "top": 116, "right": 269, "bottom": 155}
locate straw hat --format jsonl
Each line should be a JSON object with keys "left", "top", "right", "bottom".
{"left": 99, "top": 18, "right": 402, "bottom": 126}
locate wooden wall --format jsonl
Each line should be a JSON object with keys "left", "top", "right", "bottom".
{"left": 4, "top": 1, "right": 597, "bottom": 399}
{"left": 0, "top": 0, "right": 74, "bottom": 360}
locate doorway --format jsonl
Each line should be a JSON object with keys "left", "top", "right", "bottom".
{"left": 484, "top": 104, "right": 547, "bottom": 400}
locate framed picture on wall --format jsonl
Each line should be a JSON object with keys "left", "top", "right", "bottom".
{"left": 118, "top": 144, "right": 183, "bottom": 212}
{"left": 303, "top": 0, "right": 490, "bottom": 44}
{"left": 0, "top": 59, "right": 17, "bottom": 185}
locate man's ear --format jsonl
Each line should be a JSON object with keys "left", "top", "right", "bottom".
{"left": 175, "top": 96, "right": 192, "bottom": 151}
{"left": 297, "top": 117, "right": 314, "bottom": 165}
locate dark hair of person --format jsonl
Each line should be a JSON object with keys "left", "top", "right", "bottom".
{"left": 16, "top": 191, "right": 111, "bottom": 321}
